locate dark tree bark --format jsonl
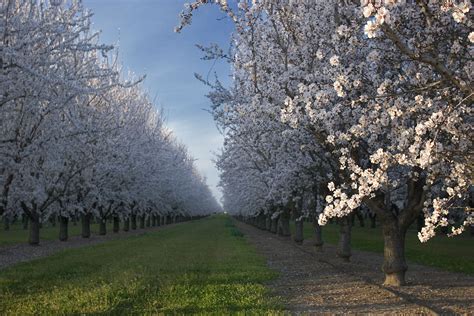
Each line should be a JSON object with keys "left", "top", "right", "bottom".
{"left": 369, "top": 213, "right": 377, "bottom": 228}
{"left": 265, "top": 214, "right": 272, "bottom": 231}
{"left": 99, "top": 219, "right": 106, "bottom": 235}
{"left": 59, "top": 216, "right": 69, "bottom": 241}
{"left": 29, "top": 214, "right": 40, "bottom": 246}
{"left": 139, "top": 215, "right": 145, "bottom": 229}
{"left": 22, "top": 214, "right": 28, "bottom": 230}
{"left": 277, "top": 212, "right": 291, "bottom": 237}
{"left": 146, "top": 215, "right": 151, "bottom": 227}
{"left": 270, "top": 217, "right": 278, "bottom": 234}
{"left": 294, "top": 219, "right": 304, "bottom": 244}
{"left": 337, "top": 215, "right": 352, "bottom": 262}
{"left": 81, "top": 213, "right": 91, "bottom": 238}
{"left": 123, "top": 218, "right": 130, "bottom": 232}
{"left": 356, "top": 210, "right": 365, "bottom": 227}
{"left": 365, "top": 174, "right": 425, "bottom": 286}
{"left": 313, "top": 217, "right": 324, "bottom": 251}
{"left": 382, "top": 217, "right": 408, "bottom": 287}
{"left": 3, "top": 215, "right": 9, "bottom": 231}
{"left": 152, "top": 215, "right": 156, "bottom": 227}
{"left": 417, "top": 213, "right": 424, "bottom": 233}
{"left": 131, "top": 214, "right": 137, "bottom": 230}
{"left": 113, "top": 216, "right": 120, "bottom": 233}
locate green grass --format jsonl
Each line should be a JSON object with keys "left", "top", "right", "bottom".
{"left": 291, "top": 221, "right": 474, "bottom": 275}
{"left": 0, "top": 222, "right": 100, "bottom": 246}
{"left": 0, "top": 215, "right": 281, "bottom": 315}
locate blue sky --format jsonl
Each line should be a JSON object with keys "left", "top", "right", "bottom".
{"left": 83, "top": 0, "right": 234, "bottom": 203}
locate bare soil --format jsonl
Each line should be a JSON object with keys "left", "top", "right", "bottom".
{"left": 235, "top": 220, "right": 474, "bottom": 315}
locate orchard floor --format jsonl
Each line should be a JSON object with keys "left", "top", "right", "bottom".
{"left": 1, "top": 216, "right": 473, "bottom": 314}
{"left": 0, "top": 216, "right": 281, "bottom": 314}
{"left": 0, "top": 224, "right": 172, "bottom": 270}
{"left": 235, "top": 220, "right": 474, "bottom": 314}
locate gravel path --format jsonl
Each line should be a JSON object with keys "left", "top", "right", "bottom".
{"left": 235, "top": 220, "right": 474, "bottom": 315}
{"left": 0, "top": 224, "right": 174, "bottom": 270}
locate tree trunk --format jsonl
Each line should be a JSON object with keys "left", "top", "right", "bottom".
{"left": 99, "top": 219, "right": 106, "bottom": 235}
{"left": 369, "top": 213, "right": 376, "bottom": 228}
{"left": 3, "top": 215, "right": 9, "bottom": 231}
{"left": 123, "top": 218, "right": 130, "bottom": 232}
{"left": 294, "top": 219, "right": 304, "bottom": 244}
{"left": 22, "top": 214, "right": 28, "bottom": 230}
{"left": 139, "top": 215, "right": 145, "bottom": 229}
{"left": 265, "top": 214, "right": 272, "bottom": 231}
{"left": 417, "top": 213, "right": 424, "bottom": 233}
{"left": 277, "top": 213, "right": 291, "bottom": 237}
{"left": 29, "top": 216, "right": 40, "bottom": 246}
{"left": 152, "top": 215, "right": 156, "bottom": 227}
{"left": 382, "top": 219, "right": 408, "bottom": 286}
{"left": 131, "top": 214, "right": 137, "bottom": 230}
{"left": 113, "top": 216, "right": 120, "bottom": 233}
{"left": 81, "top": 213, "right": 91, "bottom": 238}
{"left": 356, "top": 210, "right": 365, "bottom": 227}
{"left": 337, "top": 216, "right": 352, "bottom": 262}
{"left": 313, "top": 217, "right": 324, "bottom": 251}
{"left": 50, "top": 216, "right": 56, "bottom": 227}
{"left": 59, "top": 216, "right": 69, "bottom": 241}
{"left": 270, "top": 217, "right": 278, "bottom": 234}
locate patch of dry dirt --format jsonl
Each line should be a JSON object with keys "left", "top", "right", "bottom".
{"left": 235, "top": 221, "right": 474, "bottom": 315}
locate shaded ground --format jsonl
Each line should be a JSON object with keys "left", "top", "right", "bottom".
{"left": 0, "top": 225, "right": 171, "bottom": 270}
{"left": 235, "top": 220, "right": 474, "bottom": 314}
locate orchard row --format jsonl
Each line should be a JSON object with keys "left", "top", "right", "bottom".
{"left": 183, "top": 0, "right": 473, "bottom": 287}
{"left": 0, "top": 0, "right": 220, "bottom": 245}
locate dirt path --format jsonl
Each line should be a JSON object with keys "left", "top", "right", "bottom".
{"left": 235, "top": 221, "right": 474, "bottom": 315}
{"left": 0, "top": 224, "right": 175, "bottom": 270}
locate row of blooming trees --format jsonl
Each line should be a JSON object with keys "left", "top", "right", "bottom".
{"left": 180, "top": 0, "right": 473, "bottom": 286}
{"left": 0, "top": 0, "right": 220, "bottom": 245}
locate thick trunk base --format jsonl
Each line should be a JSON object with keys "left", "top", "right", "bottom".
{"left": 382, "top": 220, "right": 408, "bottom": 287}
{"left": 3, "top": 217, "right": 10, "bottom": 231}
{"left": 277, "top": 216, "right": 290, "bottom": 237}
{"left": 29, "top": 219, "right": 40, "bottom": 245}
{"left": 22, "top": 215, "right": 28, "bottom": 230}
{"left": 113, "top": 216, "right": 120, "bottom": 233}
{"left": 59, "top": 216, "right": 68, "bottom": 241}
{"left": 313, "top": 218, "right": 324, "bottom": 251}
{"left": 81, "top": 214, "right": 91, "bottom": 238}
{"left": 270, "top": 218, "right": 278, "bottom": 234}
{"left": 337, "top": 216, "right": 352, "bottom": 261}
{"left": 383, "top": 271, "right": 406, "bottom": 287}
{"left": 131, "top": 215, "right": 137, "bottom": 230}
{"left": 294, "top": 220, "right": 304, "bottom": 244}
{"left": 123, "top": 218, "right": 130, "bottom": 232}
{"left": 99, "top": 220, "right": 106, "bottom": 235}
